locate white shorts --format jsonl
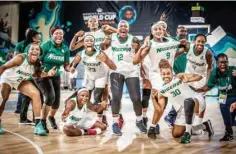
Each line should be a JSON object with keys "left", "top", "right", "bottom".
{"left": 149, "top": 71, "right": 164, "bottom": 91}
{"left": 0, "top": 77, "right": 21, "bottom": 89}
{"left": 64, "top": 114, "right": 96, "bottom": 129}
{"left": 82, "top": 74, "right": 107, "bottom": 90}
{"left": 189, "top": 77, "right": 206, "bottom": 89}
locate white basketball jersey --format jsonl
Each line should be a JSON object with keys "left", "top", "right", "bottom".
{"left": 185, "top": 44, "right": 208, "bottom": 88}
{"left": 2, "top": 54, "right": 34, "bottom": 83}
{"left": 159, "top": 77, "right": 196, "bottom": 111}
{"left": 85, "top": 29, "right": 106, "bottom": 50}
{"left": 148, "top": 38, "right": 180, "bottom": 73}
{"left": 80, "top": 49, "right": 107, "bottom": 79}
{"left": 110, "top": 33, "right": 138, "bottom": 75}
{"left": 65, "top": 98, "right": 88, "bottom": 125}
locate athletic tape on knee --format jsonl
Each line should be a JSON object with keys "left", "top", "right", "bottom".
{"left": 184, "top": 98, "right": 195, "bottom": 125}
{"left": 195, "top": 95, "right": 206, "bottom": 113}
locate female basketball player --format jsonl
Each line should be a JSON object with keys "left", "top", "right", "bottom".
{"left": 154, "top": 59, "right": 214, "bottom": 143}
{"left": 69, "top": 16, "right": 117, "bottom": 51}
{"left": 69, "top": 16, "right": 117, "bottom": 125}
{"left": 39, "top": 26, "right": 70, "bottom": 133}
{"left": 70, "top": 35, "right": 116, "bottom": 126}
{"left": 101, "top": 20, "right": 147, "bottom": 135}
{"left": 61, "top": 88, "right": 107, "bottom": 136}
{"left": 0, "top": 43, "right": 56, "bottom": 135}
{"left": 133, "top": 22, "right": 188, "bottom": 138}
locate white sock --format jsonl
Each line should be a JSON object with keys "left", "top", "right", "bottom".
{"left": 80, "top": 129, "right": 85, "bottom": 135}
{"left": 35, "top": 117, "right": 41, "bottom": 120}
{"left": 113, "top": 117, "right": 119, "bottom": 123}
{"left": 185, "top": 124, "right": 192, "bottom": 133}
{"left": 150, "top": 124, "right": 156, "bottom": 128}
{"left": 136, "top": 116, "right": 142, "bottom": 121}
{"left": 194, "top": 116, "right": 203, "bottom": 125}
{"left": 142, "top": 112, "right": 147, "bottom": 117}
{"left": 95, "top": 128, "right": 102, "bottom": 134}
{"left": 98, "top": 117, "right": 102, "bottom": 122}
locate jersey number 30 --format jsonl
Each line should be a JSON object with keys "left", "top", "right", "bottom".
{"left": 170, "top": 89, "right": 181, "bottom": 97}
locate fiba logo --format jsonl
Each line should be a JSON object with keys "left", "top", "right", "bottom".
{"left": 119, "top": 5, "right": 137, "bottom": 25}
{"left": 97, "top": 8, "right": 103, "bottom": 13}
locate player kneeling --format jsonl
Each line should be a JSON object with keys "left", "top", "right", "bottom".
{"left": 150, "top": 59, "right": 214, "bottom": 143}
{"left": 60, "top": 88, "right": 107, "bottom": 136}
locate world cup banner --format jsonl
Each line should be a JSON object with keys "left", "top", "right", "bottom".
{"left": 82, "top": 8, "right": 117, "bottom": 25}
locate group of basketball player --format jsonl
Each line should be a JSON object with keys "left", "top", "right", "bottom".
{"left": 0, "top": 14, "right": 236, "bottom": 144}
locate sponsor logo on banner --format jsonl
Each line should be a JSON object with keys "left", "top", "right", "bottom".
{"left": 82, "top": 8, "right": 116, "bottom": 25}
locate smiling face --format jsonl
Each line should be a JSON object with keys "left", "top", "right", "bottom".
{"left": 77, "top": 90, "right": 89, "bottom": 105}
{"left": 84, "top": 35, "right": 95, "bottom": 49}
{"left": 160, "top": 67, "right": 173, "bottom": 84}
{"left": 118, "top": 21, "right": 129, "bottom": 38}
{"left": 217, "top": 56, "right": 228, "bottom": 73}
{"left": 151, "top": 24, "right": 164, "bottom": 40}
{"left": 52, "top": 29, "right": 64, "bottom": 45}
{"left": 88, "top": 17, "right": 99, "bottom": 30}
{"left": 194, "top": 35, "right": 206, "bottom": 53}
{"left": 28, "top": 43, "right": 41, "bottom": 63}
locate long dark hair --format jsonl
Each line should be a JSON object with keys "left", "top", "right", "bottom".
{"left": 23, "top": 29, "right": 40, "bottom": 52}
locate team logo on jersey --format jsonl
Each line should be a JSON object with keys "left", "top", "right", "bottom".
{"left": 62, "top": 49, "right": 65, "bottom": 53}
{"left": 16, "top": 70, "right": 31, "bottom": 77}
{"left": 112, "top": 47, "right": 131, "bottom": 52}
{"left": 156, "top": 44, "right": 179, "bottom": 53}
{"left": 48, "top": 54, "right": 64, "bottom": 61}
{"left": 200, "top": 56, "right": 203, "bottom": 60}
{"left": 160, "top": 79, "right": 182, "bottom": 94}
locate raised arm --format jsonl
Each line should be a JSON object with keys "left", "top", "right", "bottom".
{"left": 87, "top": 100, "right": 107, "bottom": 113}
{"left": 100, "top": 35, "right": 112, "bottom": 50}
{"left": 102, "top": 25, "right": 118, "bottom": 35}
{"left": 133, "top": 45, "right": 149, "bottom": 65}
{"left": 176, "top": 73, "right": 203, "bottom": 83}
{"left": 97, "top": 51, "right": 116, "bottom": 70}
{"left": 69, "top": 31, "right": 85, "bottom": 51}
{"left": 70, "top": 53, "right": 81, "bottom": 73}
{"left": 0, "top": 54, "right": 25, "bottom": 75}
{"left": 175, "top": 39, "right": 189, "bottom": 58}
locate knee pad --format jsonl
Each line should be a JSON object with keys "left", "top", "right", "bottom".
{"left": 142, "top": 89, "right": 151, "bottom": 108}
{"left": 184, "top": 98, "right": 195, "bottom": 124}
{"left": 44, "top": 94, "right": 55, "bottom": 106}
{"left": 195, "top": 94, "right": 206, "bottom": 113}
{"left": 94, "top": 88, "right": 104, "bottom": 105}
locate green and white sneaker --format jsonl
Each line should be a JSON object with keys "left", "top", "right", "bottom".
{"left": 180, "top": 132, "right": 191, "bottom": 144}
{"left": 0, "top": 123, "right": 3, "bottom": 134}
{"left": 34, "top": 121, "right": 47, "bottom": 136}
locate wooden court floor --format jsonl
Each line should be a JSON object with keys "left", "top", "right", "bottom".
{"left": 0, "top": 91, "right": 235, "bottom": 154}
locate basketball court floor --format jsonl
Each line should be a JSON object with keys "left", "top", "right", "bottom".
{"left": 0, "top": 90, "right": 235, "bottom": 154}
